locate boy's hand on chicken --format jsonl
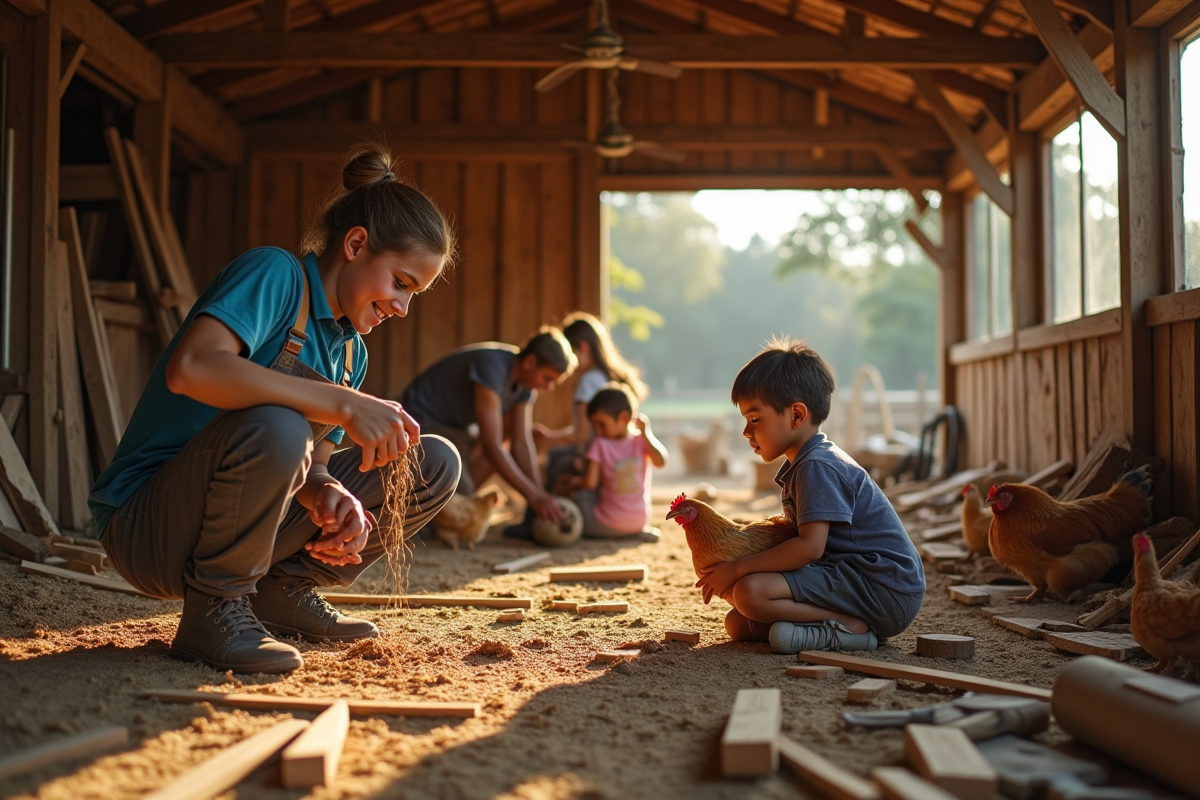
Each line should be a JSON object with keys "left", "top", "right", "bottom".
{"left": 305, "top": 484, "right": 375, "bottom": 566}
{"left": 696, "top": 559, "right": 741, "bottom": 604}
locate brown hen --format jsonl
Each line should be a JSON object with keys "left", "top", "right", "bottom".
{"left": 665, "top": 493, "right": 795, "bottom": 574}
{"left": 960, "top": 484, "right": 993, "bottom": 558}
{"left": 986, "top": 466, "right": 1154, "bottom": 601}
{"left": 1131, "top": 532, "right": 1200, "bottom": 677}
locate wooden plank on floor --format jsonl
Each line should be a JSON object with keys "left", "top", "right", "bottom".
{"left": 721, "top": 688, "right": 780, "bottom": 777}
{"left": 549, "top": 564, "right": 648, "bottom": 582}
{"left": 20, "top": 560, "right": 140, "bottom": 595}
{"left": 144, "top": 689, "right": 481, "bottom": 717}
{"left": 321, "top": 592, "right": 533, "bottom": 609}
{"left": 796, "top": 652, "right": 1052, "bottom": 700}
{"left": 904, "top": 724, "right": 998, "bottom": 800}
{"left": 779, "top": 735, "right": 881, "bottom": 800}
{"left": 281, "top": 700, "right": 348, "bottom": 788}
{"left": 0, "top": 726, "right": 127, "bottom": 782}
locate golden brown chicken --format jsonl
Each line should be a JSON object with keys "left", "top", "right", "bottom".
{"left": 434, "top": 487, "right": 507, "bottom": 550}
{"left": 986, "top": 466, "right": 1154, "bottom": 601}
{"left": 665, "top": 493, "right": 795, "bottom": 574}
{"left": 960, "top": 483, "right": 993, "bottom": 558}
{"left": 1131, "top": 532, "right": 1200, "bottom": 677}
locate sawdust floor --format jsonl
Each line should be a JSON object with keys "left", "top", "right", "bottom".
{"left": 0, "top": 482, "right": 1167, "bottom": 800}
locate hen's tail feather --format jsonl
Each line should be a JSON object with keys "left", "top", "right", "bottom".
{"left": 1118, "top": 465, "right": 1156, "bottom": 500}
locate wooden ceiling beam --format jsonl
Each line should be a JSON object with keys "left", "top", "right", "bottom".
{"left": 1130, "top": 0, "right": 1191, "bottom": 27}
{"left": 491, "top": 0, "right": 586, "bottom": 32}
{"left": 876, "top": 146, "right": 931, "bottom": 212}
{"left": 944, "top": 117, "right": 1006, "bottom": 189}
{"left": 120, "top": 0, "right": 263, "bottom": 39}
{"left": 598, "top": 173, "right": 944, "bottom": 191}
{"left": 686, "top": 0, "right": 826, "bottom": 35}
{"left": 314, "top": 0, "right": 451, "bottom": 32}
{"left": 930, "top": 69, "right": 1009, "bottom": 127}
{"left": 1057, "top": 0, "right": 1114, "bottom": 31}
{"left": 153, "top": 32, "right": 1048, "bottom": 68}
{"left": 1016, "top": 21, "right": 1111, "bottom": 130}
{"left": 839, "top": 0, "right": 982, "bottom": 37}
{"left": 973, "top": 0, "right": 1005, "bottom": 30}
{"left": 230, "top": 67, "right": 392, "bottom": 121}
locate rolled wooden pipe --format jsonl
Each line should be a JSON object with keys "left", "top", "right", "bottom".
{"left": 1052, "top": 656, "right": 1200, "bottom": 796}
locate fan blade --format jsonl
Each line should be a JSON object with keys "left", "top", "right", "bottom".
{"left": 535, "top": 61, "right": 587, "bottom": 92}
{"left": 632, "top": 58, "right": 683, "bottom": 80}
{"left": 560, "top": 42, "right": 585, "bottom": 54}
{"left": 633, "top": 141, "right": 687, "bottom": 163}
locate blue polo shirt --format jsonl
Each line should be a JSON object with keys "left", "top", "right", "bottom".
{"left": 89, "top": 248, "right": 368, "bottom": 535}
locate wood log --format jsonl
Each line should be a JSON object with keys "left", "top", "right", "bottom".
{"left": 871, "top": 766, "right": 959, "bottom": 800}
{"left": 544, "top": 600, "right": 578, "bottom": 611}
{"left": 143, "top": 719, "right": 309, "bottom": 800}
{"left": 0, "top": 526, "right": 46, "bottom": 561}
{"left": 797, "top": 652, "right": 1052, "bottom": 700}
{"left": 904, "top": 725, "right": 998, "bottom": 800}
{"left": 19, "top": 560, "right": 144, "bottom": 596}
{"left": 576, "top": 602, "right": 629, "bottom": 615}
{"left": 0, "top": 421, "right": 59, "bottom": 539}
{"left": 664, "top": 630, "right": 701, "bottom": 644}
{"left": 320, "top": 593, "right": 532, "bottom": 609}
{"left": 846, "top": 678, "right": 896, "bottom": 703}
{"left": 491, "top": 551, "right": 550, "bottom": 573}
{"left": 721, "top": 688, "right": 781, "bottom": 777}
{"left": 549, "top": 564, "right": 648, "bottom": 582}
{"left": 786, "top": 665, "right": 844, "bottom": 680}
{"left": 496, "top": 610, "right": 525, "bottom": 622}
{"left": 143, "top": 689, "right": 481, "bottom": 718}
{"left": 778, "top": 735, "right": 881, "bottom": 800}
{"left": 915, "top": 634, "right": 975, "bottom": 659}
{"left": 0, "top": 726, "right": 127, "bottom": 781}
{"left": 920, "top": 521, "right": 963, "bottom": 542}
{"left": 281, "top": 700, "right": 348, "bottom": 788}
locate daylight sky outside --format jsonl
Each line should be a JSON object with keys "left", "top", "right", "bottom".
{"left": 691, "top": 189, "right": 829, "bottom": 250}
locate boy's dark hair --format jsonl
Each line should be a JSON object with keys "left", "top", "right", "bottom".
{"left": 587, "top": 383, "right": 636, "bottom": 420}
{"left": 519, "top": 326, "right": 578, "bottom": 377}
{"left": 731, "top": 336, "right": 836, "bottom": 424}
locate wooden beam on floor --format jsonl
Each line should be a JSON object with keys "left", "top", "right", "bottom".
{"left": 153, "top": 32, "right": 1048, "bottom": 69}
{"left": 0, "top": 727, "right": 127, "bottom": 782}
{"left": 121, "top": 0, "right": 264, "bottom": 39}
{"left": 144, "top": 688, "right": 482, "bottom": 717}
{"left": 1017, "top": 21, "right": 1112, "bottom": 132}
{"left": 1018, "top": 0, "right": 1125, "bottom": 140}
{"left": 912, "top": 70, "right": 1013, "bottom": 215}
{"left": 281, "top": 700, "right": 348, "bottom": 788}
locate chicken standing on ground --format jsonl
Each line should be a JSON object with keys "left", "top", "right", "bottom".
{"left": 960, "top": 484, "right": 992, "bottom": 559}
{"left": 434, "top": 487, "right": 507, "bottom": 550}
{"left": 665, "top": 493, "right": 794, "bottom": 576}
{"left": 985, "top": 466, "right": 1154, "bottom": 601}
{"left": 1131, "top": 532, "right": 1200, "bottom": 677}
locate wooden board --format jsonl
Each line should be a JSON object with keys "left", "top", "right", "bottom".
{"left": 921, "top": 522, "right": 963, "bottom": 542}
{"left": 949, "top": 585, "right": 1031, "bottom": 605}
{"left": 0, "top": 726, "right": 127, "bottom": 781}
{"left": 143, "top": 689, "right": 481, "bottom": 718}
{"left": 665, "top": 630, "right": 701, "bottom": 644}
{"left": 492, "top": 551, "right": 550, "bottom": 573}
{"left": 992, "top": 617, "right": 1048, "bottom": 639}
{"left": 52, "top": 239, "right": 92, "bottom": 531}
{"left": 320, "top": 593, "right": 532, "bottom": 609}
{"left": 846, "top": 678, "right": 896, "bottom": 703}
{"left": 721, "top": 688, "right": 780, "bottom": 777}
{"left": 1042, "top": 631, "right": 1144, "bottom": 661}
{"left": 576, "top": 602, "right": 629, "bottom": 615}
{"left": 0, "top": 421, "right": 60, "bottom": 539}
{"left": 1024, "top": 458, "right": 1074, "bottom": 489}
{"left": 871, "top": 766, "right": 960, "bottom": 800}
{"left": 797, "top": 652, "right": 1052, "bottom": 700}
{"left": 778, "top": 735, "right": 881, "bottom": 800}
{"left": 786, "top": 665, "right": 845, "bottom": 680}
{"left": 594, "top": 649, "right": 640, "bottom": 663}
{"left": 143, "top": 719, "right": 309, "bottom": 800}
{"left": 895, "top": 465, "right": 1004, "bottom": 511}
{"left": 281, "top": 700, "right": 348, "bottom": 788}
{"left": 0, "top": 526, "right": 46, "bottom": 561}
{"left": 549, "top": 565, "right": 648, "bottom": 582}
{"left": 19, "top": 560, "right": 144, "bottom": 596}
{"left": 496, "top": 609, "right": 525, "bottom": 623}
{"left": 1079, "top": 527, "right": 1200, "bottom": 628}
{"left": 46, "top": 541, "right": 108, "bottom": 568}
{"left": 124, "top": 140, "right": 199, "bottom": 313}
{"left": 904, "top": 724, "right": 998, "bottom": 800}
{"left": 920, "top": 543, "right": 967, "bottom": 563}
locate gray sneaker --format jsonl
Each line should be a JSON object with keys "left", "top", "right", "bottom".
{"left": 252, "top": 576, "right": 378, "bottom": 643}
{"left": 768, "top": 619, "right": 878, "bottom": 655}
{"left": 170, "top": 589, "right": 303, "bottom": 674}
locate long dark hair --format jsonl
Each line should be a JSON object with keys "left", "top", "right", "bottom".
{"left": 562, "top": 311, "right": 647, "bottom": 401}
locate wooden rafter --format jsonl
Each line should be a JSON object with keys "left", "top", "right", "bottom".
{"left": 59, "top": 40, "right": 87, "bottom": 98}
{"left": 261, "top": 0, "right": 292, "bottom": 32}
{"left": 973, "top": 0, "right": 1005, "bottom": 30}
{"left": 1131, "top": 0, "right": 1193, "bottom": 27}
{"left": 686, "top": 0, "right": 827, "bottom": 35}
{"left": 1016, "top": 20, "right": 1110, "bottom": 130}
{"left": 121, "top": 0, "right": 264, "bottom": 39}
{"left": 929, "top": 70, "right": 1009, "bottom": 127}
{"left": 905, "top": 219, "right": 947, "bottom": 268}
{"left": 491, "top": 0, "right": 586, "bottom": 32}
{"left": 1057, "top": 0, "right": 1114, "bottom": 31}
{"left": 314, "top": 0, "right": 452, "bottom": 32}
{"left": 838, "top": 0, "right": 982, "bottom": 37}
{"left": 230, "top": 67, "right": 392, "bottom": 120}
{"left": 876, "top": 146, "right": 931, "bottom": 213}
{"left": 912, "top": 69, "right": 1013, "bottom": 214}
{"left": 1018, "top": 0, "right": 1124, "bottom": 140}
{"left": 152, "top": 32, "right": 1048, "bottom": 68}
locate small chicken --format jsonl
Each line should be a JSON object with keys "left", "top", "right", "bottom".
{"left": 986, "top": 466, "right": 1154, "bottom": 601}
{"left": 665, "top": 493, "right": 794, "bottom": 574}
{"left": 1131, "top": 532, "right": 1200, "bottom": 677}
{"left": 434, "top": 487, "right": 507, "bottom": 550}
{"left": 960, "top": 483, "right": 993, "bottom": 558}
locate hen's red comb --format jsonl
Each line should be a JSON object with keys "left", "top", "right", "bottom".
{"left": 1134, "top": 532, "right": 1151, "bottom": 554}
{"left": 670, "top": 493, "right": 688, "bottom": 511}
{"left": 987, "top": 485, "right": 998, "bottom": 500}
{"left": 961, "top": 485, "right": 971, "bottom": 496}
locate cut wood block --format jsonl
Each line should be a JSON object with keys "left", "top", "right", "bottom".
{"left": 43, "top": 555, "right": 69, "bottom": 568}
{"left": 1043, "top": 631, "right": 1143, "bottom": 661}
{"left": 320, "top": 593, "right": 532, "bottom": 609}
{"left": 576, "top": 601, "right": 629, "bottom": 615}
{"left": 1040, "top": 620, "right": 1086, "bottom": 633}
{"left": 721, "top": 688, "right": 781, "bottom": 778}
{"left": 0, "top": 420, "right": 59, "bottom": 539}
{"left": 904, "top": 724, "right": 998, "bottom": 800}
{"left": 786, "top": 665, "right": 844, "bottom": 680}
{"left": 492, "top": 551, "right": 550, "bottom": 573}
{"left": 916, "top": 635, "right": 975, "bottom": 659}
{"left": 920, "top": 543, "right": 967, "bottom": 563}
{"left": 778, "top": 735, "right": 881, "bottom": 800}
{"left": 871, "top": 766, "right": 960, "bottom": 800}
{"left": 281, "top": 700, "right": 348, "bottom": 788}
{"left": 797, "top": 652, "right": 1052, "bottom": 701}
{"left": 46, "top": 541, "right": 109, "bottom": 568}
{"left": 921, "top": 522, "right": 963, "bottom": 542}
{"left": 948, "top": 586, "right": 990, "bottom": 605}
{"left": 65, "top": 559, "right": 99, "bottom": 576}
{"left": 977, "top": 606, "right": 1002, "bottom": 621}
{"left": 0, "top": 525, "right": 46, "bottom": 561}
{"left": 143, "top": 719, "right": 309, "bottom": 800}
{"left": 0, "top": 726, "right": 127, "bottom": 781}
{"left": 594, "top": 649, "right": 640, "bottom": 663}
{"left": 544, "top": 600, "right": 578, "bottom": 612}
{"left": 846, "top": 678, "right": 896, "bottom": 704}
{"left": 496, "top": 609, "right": 525, "bottom": 623}
{"left": 19, "top": 560, "right": 145, "bottom": 596}
{"left": 664, "top": 629, "right": 700, "bottom": 644}
{"left": 143, "top": 689, "right": 481, "bottom": 718}
{"left": 992, "top": 617, "right": 1047, "bottom": 639}
{"left": 549, "top": 564, "right": 648, "bottom": 582}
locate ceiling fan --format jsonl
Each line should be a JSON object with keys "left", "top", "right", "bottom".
{"left": 534, "top": 0, "right": 683, "bottom": 93}
{"left": 564, "top": 70, "right": 686, "bottom": 163}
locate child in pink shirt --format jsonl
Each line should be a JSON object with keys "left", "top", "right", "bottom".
{"left": 569, "top": 384, "right": 668, "bottom": 542}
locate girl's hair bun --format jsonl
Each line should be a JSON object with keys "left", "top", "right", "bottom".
{"left": 341, "top": 143, "right": 398, "bottom": 191}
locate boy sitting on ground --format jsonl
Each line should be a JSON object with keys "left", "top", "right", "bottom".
{"left": 695, "top": 338, "right": 924, "bottom": 653}
{"left": 565, "top": 384, "right": 668, "bottom": 543}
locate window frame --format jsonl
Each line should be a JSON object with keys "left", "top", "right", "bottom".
{"left": 965, "top": 187, "right": 1013, "bottom": 341}
{"left": 1164, "top": 8, "right": 1200, "bottom": 292}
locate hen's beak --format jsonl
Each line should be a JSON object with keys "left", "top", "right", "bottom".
{"left": 665, "top": 509, "right": 679, "bottom": 521}
{"left": 983, "top": 497, "right": 997, "bottom": 508}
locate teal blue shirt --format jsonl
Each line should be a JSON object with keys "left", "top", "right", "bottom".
{"left": 89, "top": 248, "right": 368, "bottom": 534}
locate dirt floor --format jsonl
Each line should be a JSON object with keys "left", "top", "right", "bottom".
{"left": 0, "top": 475, "right": 1178, "bottom": 800}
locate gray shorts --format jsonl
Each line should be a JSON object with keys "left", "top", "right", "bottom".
{"left": 782, "top": 560, "right": 923, "bottom": 639}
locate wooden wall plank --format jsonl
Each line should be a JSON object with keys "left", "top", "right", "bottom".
{"left": 1100, "top": 333, "right": 1124, "bottom": 435}
{"left": 498, "top": 163, "right": 541, "bottom": 345}
{"left": 381, "top": 71, "right": 415, "bottom": 123}
{"left": 1170, "top": 321, "right": 1196, "bottom": 523}
{"left": 538, "top": 159, "right": 575, "bottom": 428}
{"left": 729, "top": 71, "right": 757, "bottom": 172}
{"left": 1070, "top": 340, "right": 1088, "bottom": 466}
{"left": 1056, "top": 343, "right": 1074, "bottom": 463}
{"left": 414, "top": 162, "right": 463, "bottom": 369}
{"left": 1025, "top": 348, "right": 1057, "bottom": 469}
{"left": 1085, "top": 337, "right": 1104, "bottom": 447}
{"left": 254, "top": 160, "right": 301, "bottom": 250}
{"left": 1153, "top": 324, "right": 1173, "bottom": 519}
{"left": 459, "top": 69, "right": 493, "bottom": 124}
{"left": 417, "top": 68, "right": 457, "bottom": 123}
{"left": 701, "top": 70, "right": 728, "bottom": 172}
{"left": 458, "top": 162, "right": 501, "bottom": 344}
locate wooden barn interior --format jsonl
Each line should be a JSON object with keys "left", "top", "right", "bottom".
{"left": 3, "top": 0, "right": 1200, "bottom": 797}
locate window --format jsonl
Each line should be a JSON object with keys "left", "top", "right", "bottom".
{"left": 968, "top": 192, "right": 1012, "bottom": 339}
{"left": 1182, "top": 33, "right": 1200, "bottom": 287}
{"left": 1049, "top": 112, "right": 1121, "bottom": 322}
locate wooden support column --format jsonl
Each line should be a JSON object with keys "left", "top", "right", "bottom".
{"left": 938, "top": 192, "right": 967, "bottom": 412}
{"left": 576, "top": 153, "right": 602, "bottom": 317}
{"left": 29, "top": 0, "right": 62, "bottom": 519}
{"left": 1115, "top": 0, "right": 1164, "bottom": 452}
{"left": 133, "top": 68, "right": 171, "bottom": 218}
{"left": 1009, "top": 112, "right": 1042, "bottom": 469}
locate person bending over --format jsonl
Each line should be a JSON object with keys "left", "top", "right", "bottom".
{"left": 696, "top": 338, "right": 925, "bottom": 653}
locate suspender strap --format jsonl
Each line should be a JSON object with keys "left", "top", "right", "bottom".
{"left": 284, "top": 267, "right": 312, "bottom": 356}
{"left": 343, "top": 340, "right": 354, "bottom": 386}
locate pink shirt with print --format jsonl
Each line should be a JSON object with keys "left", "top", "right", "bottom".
{"left": 586, "top": 431, "right": 653, "bottom": 532}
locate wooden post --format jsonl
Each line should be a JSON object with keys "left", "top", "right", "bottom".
{"left": 1009, "top": 113, "right": 1042, "bottom": 471}
{"left": 938, "top": 192, "right": 967, "bottom": 413}
{"left": 1115, "top": 0, "right": 1165, "bottom": 453}
{"left": 30, "top": 0, "right": 62, "bottom": 521}
{"left": 576, "top": 153, "right": 602, "bottom": 317}
{"left": 133, "top": 69, "right": 172, "bottom": 218}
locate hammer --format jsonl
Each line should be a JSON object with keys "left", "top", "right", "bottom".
{"left": 945, "top": 701, "right": 1051, "bottom": 741}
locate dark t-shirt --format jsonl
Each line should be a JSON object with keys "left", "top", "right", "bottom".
{"left": 776, "top": 433, "right": 925, "bottom": 595}
{"left": 400, "top": 343, "right": 533, "bottom": 429}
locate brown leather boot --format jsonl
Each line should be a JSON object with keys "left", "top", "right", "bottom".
{"left": 251, "top": 575, "right": 378, "bottom": 643}
{"left": 170, "top": 588, "right": 303, "bottom": 673}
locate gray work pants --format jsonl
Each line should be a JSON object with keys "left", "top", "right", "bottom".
{"left": 100, "top": 405, "right": 460, "bottom": 600}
